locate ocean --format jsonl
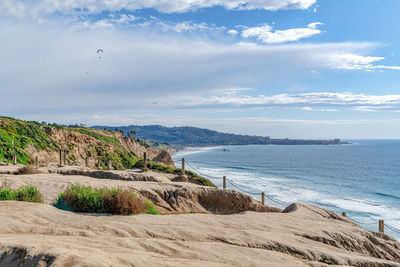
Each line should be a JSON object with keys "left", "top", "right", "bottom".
{"left": 172, "top": 140, "right": 400, "bottom": 239}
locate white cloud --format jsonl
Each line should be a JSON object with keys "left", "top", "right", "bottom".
{"left": 19, "top": 113, "right": 394, "bottom": 129}
{"left": 1, "top": 23, "right": 399, "bottom": 120}
{"left": 352, "top": 106, "right": 394, "bottom": 112}
{"left": 227, "top": 29, "right": 239, "bottom": 36}
{"left": 328, "top": 53, "right": 383, "bottom": 70}
{"left": 241, "top": 22, "right": 322, "bottom": 43}
{"left": 179, "top": 92, "right": 400, "bottom": 108}
{"left": 154, "top": 20, "right": 224, "bottom": 33}
{"left": 71, "top": 14, "right": 225, "bottom": 33}
{"left": 0, "top": 0, "right": 317, "bottom": 19}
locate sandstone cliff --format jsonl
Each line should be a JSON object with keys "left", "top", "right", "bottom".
{"left": 0, "top": 117, "right": 162, "bottom": 169}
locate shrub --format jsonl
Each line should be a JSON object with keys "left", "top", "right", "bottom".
{"left": 0, "top": 185, "right": 43, "bottom": 203}
{"left": 54, "top": 184, "right": 159, "bottom": 215}
{"left": 104, "top": 190, "right": 158, "bottom": 215}
{"left": 0, "top": 187, "right": 13, "bottom": 200}
{"left": 14, "top": 166, "right": 42, "bottom": 175}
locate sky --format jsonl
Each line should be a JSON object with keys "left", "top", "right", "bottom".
{"left": 1, "top": 0, "right": 400, "bottom": 139}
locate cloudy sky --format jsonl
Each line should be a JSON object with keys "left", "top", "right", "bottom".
{"left": 1, "top": 0, "right": 400, "bottom": 139}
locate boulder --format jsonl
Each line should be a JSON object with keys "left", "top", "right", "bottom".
{"left": 152, "top": 150, "right": 175, "bottom": 167}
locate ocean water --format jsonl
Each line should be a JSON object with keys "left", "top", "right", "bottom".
{"left": 173, "top": 140, "right": 400, "bottom": 239}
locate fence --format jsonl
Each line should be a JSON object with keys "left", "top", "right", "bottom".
{"left": 342, "top": 212, "right": 400, "bottom": 235}
{"left": 183, "top": 158, "right": 289, "bottom": 208}
{"left": 182, "top": 158, "right": 400, "bottom": 236}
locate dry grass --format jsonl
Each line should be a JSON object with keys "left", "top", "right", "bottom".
{"left": 14, "top": 166, "right": 42, "bottom": 175}
{"left": 104, "top": 190, "right": 148, "bottom": 215}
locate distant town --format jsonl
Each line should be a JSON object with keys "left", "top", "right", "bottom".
{"left": 93, "top": 125, "right": 348, "bottom": 147}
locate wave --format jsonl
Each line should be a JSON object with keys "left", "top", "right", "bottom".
{"left": 374, "top": 192, "right": 400, "bottom": 201}
{"left": 173, "top": 147, "right": 221, "bottom": 157}
{"left": 176, "top": 144, "right": 400, "bottom": 239}
{"left": 225, "top": 166, "right": 251, "bottom": 171}
{"left": 185, "top": 164, "right": 400, "bottom": 231}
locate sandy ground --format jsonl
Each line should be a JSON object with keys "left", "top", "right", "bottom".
{"left": 1, "top": 166, "right": 400, "bottom": 266}
{"left": 0, "top": 172, "right": 183, "bottom": 204}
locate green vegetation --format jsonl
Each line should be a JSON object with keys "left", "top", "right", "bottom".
{"left": 0, "top": 185, "right": 43, "bottom": 203}
{"left": 53, "top": 184, "right": 159, "bottom": 215}
{"left": 0, "top": 117, "right": 216, "bottom": 188}
{"left": 73, "top": 128, "right": 120, "bottom": 146}
{"left": 134, "top": 160, "right": 216, "bottom": 188}
{"left": 0, "top": 117, "right": 139, "bottom": 170}
{"left": 187, "top": 171, "right": 216, "bottom": 188}
{"left": 73, "top": 128, "right": 138, "bottom": 170}
{"left": 104, "top": 149, "right": 138, "bottom": 170}
{"left": 0, "top": 116, "right": 59, "bottom": 164}
{"left": 145, "top": 200, "right": 160, "bottom": 215}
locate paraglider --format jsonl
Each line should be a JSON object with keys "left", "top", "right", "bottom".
{"left": 97, "top": 49, "right": 103, "bottom": 59}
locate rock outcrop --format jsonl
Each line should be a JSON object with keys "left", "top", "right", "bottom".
{"left": 152, "top": 150, "right": 175, "bottom": 166}
{"left": 0, "top": 170, "right": 278, "bottom": 214}
{"left": 0, "top": 200, "right": 399, "bottom": 266}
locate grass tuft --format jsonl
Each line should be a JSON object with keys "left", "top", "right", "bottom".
{"left": 0, "top": 185, "right": 43, "bottom": 202}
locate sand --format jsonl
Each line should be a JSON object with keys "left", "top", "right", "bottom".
{"left": 1, "top": 166, "right": 400, "bottom": 266}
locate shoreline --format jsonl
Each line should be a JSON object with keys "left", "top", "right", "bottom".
{"left": 171, "top": 142, "right": 400, "bottom": 241}
{"left": 172, "top": 142, "right": 354, "bottom": 155}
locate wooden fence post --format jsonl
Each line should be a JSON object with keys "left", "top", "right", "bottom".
{"left": 261, "top": 192, "right": 265, "bottom": 205}
{"left": 35, "top": 156, "right": 38, "bottom": 166}
{"left": 59, "top": 150, "right": 64, "bottom": 167}
{"left": 85, "top": 156, "right": 89, "bottom": 167}
{"left": 223, "top": 176, "right": 226, "bottom": 189}
{"left": 342, "top": 212, "right": 346, "bottom": 217}
{"left": 97, "top": 158, "right": 101, "bottom": 169}
{"left": 180, "top": 158, "right": 187, "bottom": 179}
{"left": 142, "top": 152, "right": 149, "bottom": 172}
{"left": 13, "top": 154, "right": 17, "bottom": 165}
{"left": 108, "top": 159, "right": 113, "bottom": 170}
{"left": 379, "top": 220, "right": 384, "bottom": 233}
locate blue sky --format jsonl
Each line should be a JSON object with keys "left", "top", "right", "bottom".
{"left": 1, "top": 0, "right": 400, "bottom": 138}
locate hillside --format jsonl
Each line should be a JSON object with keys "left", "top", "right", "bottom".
{"left": 0, "top": 116, "right": 160, "bottom": 169}
{"left": 93, "top": 125, "right": 346, "bottom": 147}
{"left": 94, "top": 125, "right": 272, "bottom": 146}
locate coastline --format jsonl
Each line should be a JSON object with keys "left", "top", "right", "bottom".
{"left": 172, "top": 142, "right": 400, "bottom": 241}
{"left": 172, "top": 141, "right": 353, "bottom": 156}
